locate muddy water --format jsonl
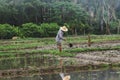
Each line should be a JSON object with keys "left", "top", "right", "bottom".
{"left": 1, "top": 69, "right": 120, "bottom": 80}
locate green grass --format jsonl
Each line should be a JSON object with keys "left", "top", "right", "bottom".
{"left": 66, "top": 35, "right": 120, "bottom": 43}
{"left": 0, "top": 35, "right": 120, "bottom": 71}
{"left": 0, "top": 35, "right": 119, "bottom": 51}
{"left": 65, "top": 46, "right": 120, "bottom": 53}
{"left": 0, "top": 45, "right": 119, "bottom": 58}
{"left": 0, "top": 35, "right": 119, "bottom": 58}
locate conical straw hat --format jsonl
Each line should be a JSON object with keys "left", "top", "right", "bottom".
{"left": 60, "top": 26, "right": 68, "bottom": 32}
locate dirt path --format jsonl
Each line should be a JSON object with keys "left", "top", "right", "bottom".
{"left": 75, "top": 50, "right": 120, "bottom": 64}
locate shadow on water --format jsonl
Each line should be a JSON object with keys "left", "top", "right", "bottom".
{"left": 1, "top": 69, "right": 120, "bottom": 80}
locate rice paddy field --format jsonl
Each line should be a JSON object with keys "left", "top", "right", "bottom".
{"left": 0, "top": 35, "right": 120, "bottom": 78}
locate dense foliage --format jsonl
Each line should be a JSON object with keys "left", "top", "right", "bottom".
{"left": 0, "top": 24, "right": 17, "bottom": 39}
{"left": 0, "top": 0, "right": 120, "bottom": 39}
{"left": 0, "top": 23, "right": 59, "bottom": 39}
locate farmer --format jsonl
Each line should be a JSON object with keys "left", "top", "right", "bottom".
{"left": 55, "top": 26, "right": 68, "bottom": 52}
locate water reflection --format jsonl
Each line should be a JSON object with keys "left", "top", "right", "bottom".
{"left": 1, "top": 69, "right": 120, "bottom": 80}
{"left": 59, "top": 73, "right": 70, "bottom": 80}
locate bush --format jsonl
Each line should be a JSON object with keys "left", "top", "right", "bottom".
{"left": 21, "top": 23, "right": 44, "bottom": 38}
{"left": 0, "top": 24, "right": 17, "bottom": 39}
{"left": 0, "top": 23, "right": 60, "bottom": 39}
{"left": 13, "top": 27, "right": 22, "bottom": 37}
{"left": 40, "top": 23, "right": 59, "bottom": 37}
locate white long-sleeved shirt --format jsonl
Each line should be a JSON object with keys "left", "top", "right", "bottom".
{"left": 55, "top": 29, "right": 64, "bottom": 43}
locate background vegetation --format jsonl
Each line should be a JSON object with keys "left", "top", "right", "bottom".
{"left": 0, "top": 0, "right": 120, "bottom": 39}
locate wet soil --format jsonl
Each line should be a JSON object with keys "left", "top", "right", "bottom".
{"left": 0, "top": 40, "right": 120, "bottom": 78}
{"left": 59, "top": 40, "right": 120, "bottom": 66}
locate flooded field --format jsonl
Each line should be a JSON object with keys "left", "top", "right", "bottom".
{"left": 1, "top": 69, "right": 120, "bottom": 80}
{"left": 0, "top": 35, "right": 120, "bottom": 79}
